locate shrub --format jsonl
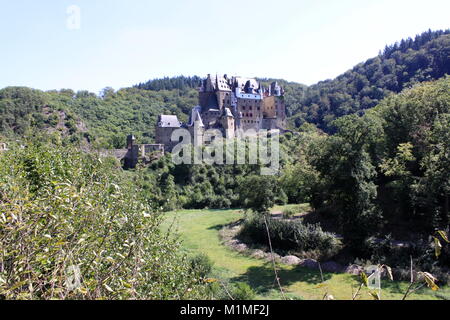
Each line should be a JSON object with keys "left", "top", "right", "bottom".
{"left": 189, "top": 253, "right": 213, "bottom": 279}
{"left": 0, "top": 142, "right": 206, "bottom": 300}
{"left": 210, "top": 280, "right": 257, "bottom": 300}
{"left": 282, "top": 208, "right": 297, "bottom": 219}
{"left": 231, "top": 282, "right": 256, "bottom": 300}
{"left": 238, "top": 216, "right": 340, "bottom": 259}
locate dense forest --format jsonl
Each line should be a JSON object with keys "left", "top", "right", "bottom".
{"left": 290, "top": 29, "right": 450, "bottom": 131}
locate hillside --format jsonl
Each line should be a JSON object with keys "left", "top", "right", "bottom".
{"left": 289, "top": 29, "right": 450, "bottom": 131}
{"left": 0, "top": 87, "right": 87, "bottom": 144}
{"left": 0, "top": 86, "right": 198, "bottom": 148}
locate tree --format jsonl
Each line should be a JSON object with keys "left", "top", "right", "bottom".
{"left": 238, "top": 175, "right": 279, "bottom": 215}
{"left": 311, "top": 114, "right": 384, "bottom": 251}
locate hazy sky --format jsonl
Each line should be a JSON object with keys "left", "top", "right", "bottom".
{"left": 1, "top": 0, "right": 449, "bottom": 93}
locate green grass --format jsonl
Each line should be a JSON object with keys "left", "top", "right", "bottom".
{"left": 162, "top": 207, "right": 447, "bottom": 300}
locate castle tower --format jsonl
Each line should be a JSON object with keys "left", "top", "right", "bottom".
{"left": 215, "top": 74, "right": 232, "bottom": 110}
{"left": 221, "top": 107, "right": 235, "bottom": 139}
{"left": 127, "top": 134, "right": 136, "bottom": 150}
{"left": 199, "top": 74, "right": 218, "bottom": 110}
{"left": 124, "top": 134, "right": 139, "bottom": 169}
{"left": 188, "top": 107, "right": 205, "bottom": 147}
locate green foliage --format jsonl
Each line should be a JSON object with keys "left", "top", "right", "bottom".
{"left": 189, "top": 253, "right": 214, "bottom": 279}
{"left": 290, "top": 29, "right": 450, "bottom": 131}
{"left": 51, "top": 87, "right": 197, "bottom": 148}
{"left": 0, "top": 87, "right": 82, "bottom": 139}
{"left": 0, "top": 141, "right": 206, "bottom": 300}
{"left": 309, "top": 77, "right": 450, "bottom": 260}
{"left": 230, "top": 282, "right": 256, "bottom": 300}
{"left": 135, "top": 76, "right": 203, "bottom": 91}
{"left": 238, "top": 216, "right": 340, "bottom": 259}
{"left": 207, "top": 280, "right": 257, "bottom": 300}
{"left": 279, "top": 128, "right": 324, "bottom": 204}
{"left": 282, "top": 208, "right": 297, "bottom": 219}
{"left": 310, "top": 114, "right": 384, "bottom": 250}
{"left": 238, "top": 175, "right": 284, "bottom": 215}
{"left": 143, "top": 154, "right": 262, "bottom": 211}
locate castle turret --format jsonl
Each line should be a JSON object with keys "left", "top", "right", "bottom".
{"left": 221, "top": 107, "right": 235, "bottom": 139}
{"left": 127, "top": 134, "right": 136, "bottom": 149}
{"left": 189, "top": 107, "right": 205, "bottom": 146}
{"left": 124, "top": 134, "right": 139, "bottom": 169}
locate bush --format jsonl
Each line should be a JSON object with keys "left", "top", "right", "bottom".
{"left": 189, "top": 253, "right": 213, "bottom": 279}
{"left": 208, "top": 281, "right": 257, "bottom": 300}
{"left": 231, "top": 282, "right": 256, "bottom": 300}
{"left": 0, "top": 142, "right": 206, "bottom": 300}
{"left": 282, "top": 208, "right": 297, "bottom": 219}
{"left": 238, "top": 216, "right": 340, "bottom": 259}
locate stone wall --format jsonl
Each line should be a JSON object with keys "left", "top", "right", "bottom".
{"left": 155, "top": 126, "right": 179, "bottom": 152}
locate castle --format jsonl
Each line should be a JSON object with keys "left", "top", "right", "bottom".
{"left": 156, "top": 74, "right": 287, "bottom": 151}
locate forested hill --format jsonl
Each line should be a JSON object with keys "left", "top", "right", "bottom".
{"left": 289, "top": 29, "right": 450, "bottom": 131}
{"left": 0, "top": 86, "right": 198, "bottom": 148}
{"left": 135, "top": 76, "right": 203, "bottom": 91}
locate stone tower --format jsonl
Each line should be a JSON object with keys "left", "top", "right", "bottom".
{"left": 221, "top": 107, "right": 235, "bottom": 139}
{"left": 188, "top": 107, "right": 205, "bottom": 147}
{"left": 124, "top": 134, "right": 139, "bottom": 169}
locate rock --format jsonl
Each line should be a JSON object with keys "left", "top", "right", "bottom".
{"left": 321, "top": 261, "right": 344, "bottom": 273}
{"left": 345, "top": 264, "right": 364, "bottom": 275}
{"left": 234, "top": 243, "right": 248, "bottom": 252}
{"left": 300, "top": 259, "right": 319, "bottom": 270}
{"left": 266, "top": 253, "right": 281, "bottom": 262}
{"left": 251, "top": 250, "right": 266, "bottom": 259}
{"left": 281, "top": 255, "right": 302, "bottom": 265}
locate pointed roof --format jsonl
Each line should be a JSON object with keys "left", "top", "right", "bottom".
{"left": 189, "top": 106, "right": 205, "bottom": 127}
{"left": 223, "top": 107, "right": 234, "bottom": 118}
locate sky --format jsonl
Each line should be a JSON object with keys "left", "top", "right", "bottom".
{"left": 0, "top": 0, "right": 449, "bottom": 94}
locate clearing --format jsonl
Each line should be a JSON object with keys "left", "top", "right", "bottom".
{"left": 162, "top": 207, "right": 448, "bottom": 300}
